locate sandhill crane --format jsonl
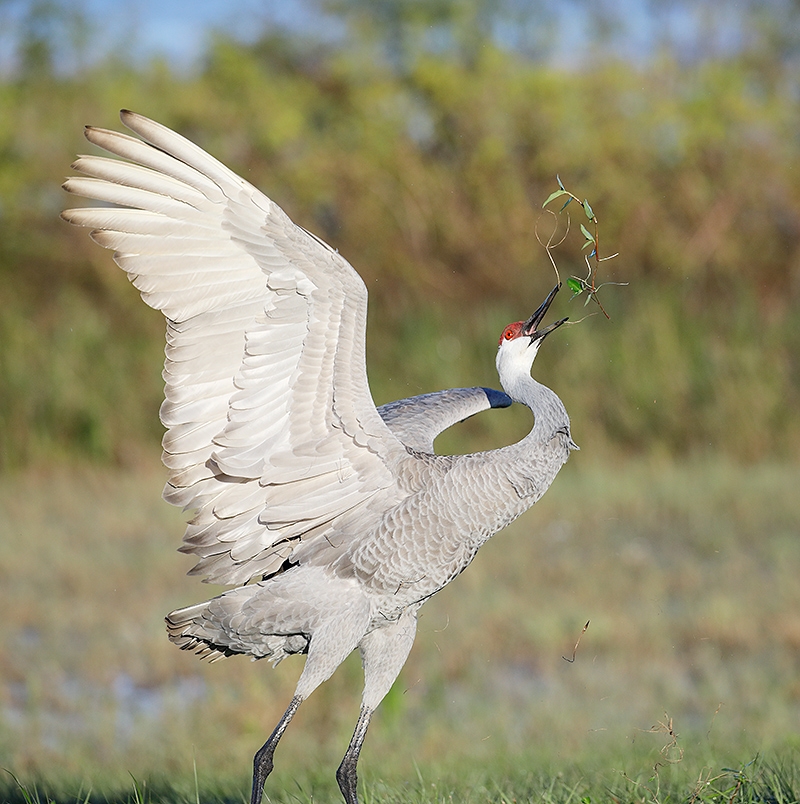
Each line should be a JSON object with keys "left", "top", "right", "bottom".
{"left": 62, "top": 111, "right": 578, "bottom": 804}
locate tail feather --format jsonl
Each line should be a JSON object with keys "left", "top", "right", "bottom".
{"left": 166, "top": 601, "right": 237, "bottom": 663}
{"left": 165, "top": 593, "right": 310, "bottom": 665}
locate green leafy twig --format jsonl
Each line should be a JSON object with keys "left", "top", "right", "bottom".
{"left": 541, "top": 175, "right": 626, "bottom": 319}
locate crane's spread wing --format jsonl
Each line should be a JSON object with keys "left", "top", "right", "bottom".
{"left": 62, "top": 110, "right": 411, "bottom": 585}
{"left": 378, "top": 387, "right": 511, "bottom": 453}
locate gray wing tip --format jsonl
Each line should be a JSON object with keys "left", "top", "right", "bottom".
{"left": 481, "top": 387, "right": 512, "bottom": 409}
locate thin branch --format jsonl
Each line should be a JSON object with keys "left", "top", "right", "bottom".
{"left": 535, "top": 208, "right": 570, "bottom": 286}
{"left": 540, "top": 178, "right": 625, "bottom": 319}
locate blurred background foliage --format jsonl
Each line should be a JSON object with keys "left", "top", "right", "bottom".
{"left": 1, "top": 0, "right": 800, "bottom": 469}
{"left": 3, "top": 1, "right": 800, "bottom": 794}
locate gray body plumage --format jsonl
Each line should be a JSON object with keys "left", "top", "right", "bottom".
{"left": 62, "top": 111, "right": 577, "bottom": 804}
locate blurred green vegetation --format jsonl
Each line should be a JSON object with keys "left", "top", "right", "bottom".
{"left": 1, "top": 0, "right": 799, "bottom": 470}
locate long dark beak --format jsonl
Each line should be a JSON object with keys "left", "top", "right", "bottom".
{"left": 522, "top": 284, "right": 568, "bottom": 341}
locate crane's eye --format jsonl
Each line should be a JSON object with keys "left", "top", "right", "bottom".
{"left": 498, "top": 322, "right": 523, "bottom": 345}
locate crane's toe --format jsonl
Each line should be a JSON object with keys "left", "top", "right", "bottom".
{"left": 336, "top": 755, "right": 360, "bottom": 804}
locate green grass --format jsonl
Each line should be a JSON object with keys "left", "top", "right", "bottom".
{"left": 1, "top": 456, "right": 799, "bottom": 800}
{"left": 3, "top": 755, "right": 800, "bottom": 803}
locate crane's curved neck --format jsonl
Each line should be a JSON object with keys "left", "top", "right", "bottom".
{"left": 503, "top": 371, "right": 569, "bottom": 444}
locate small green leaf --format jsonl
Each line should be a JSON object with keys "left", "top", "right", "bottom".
{"left": 557, "top": 174, "right": 565, "bottom": 190}
{"left": 559, "top": 196, "right": 573, "bottom": 211}
{"left": 584, "top": 293, "right": 593, "bottom": 306}
{"left": 542, "top": 189, "right": 568, "bottom": 208}
{"left": 582, "top": 199, "right": 594, "bottom": 219}
{"left": 566, "top": 277, "right": 582, "bottom": 294}
{"left": 580, "top": 223, "right": 595, "bottom": 242}
{"left": 582, "top": 240, "right": 595, "bottom": 251}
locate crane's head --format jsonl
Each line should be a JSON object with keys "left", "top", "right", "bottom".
{"left": 496, "top": 284, "right": 567, "bottom": 377}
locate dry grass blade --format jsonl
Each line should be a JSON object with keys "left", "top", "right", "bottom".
{"left": 561, "top": 620, "right": 589, "bottom": 663}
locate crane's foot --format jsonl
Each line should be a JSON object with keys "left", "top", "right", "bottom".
{"left": 336, "top": 754, "right": 359, "bottom": 804}
{"left": 250, "top": 740, "right": 277, "bottom": 804}
{"left": 335, "top": 706, "right": 372, "bottom": 804}
{"left": 250, "top": 695, "right": 302, "bottom": 804}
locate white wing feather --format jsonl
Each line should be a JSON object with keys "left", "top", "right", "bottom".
{"left": 62, "top": 110, "right": 410, "bottom": 585}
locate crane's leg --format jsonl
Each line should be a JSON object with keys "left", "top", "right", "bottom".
{"left": 250, "top": 694, "right": 302, "bottom": 804}
{"left": 251, "top": 598, "right": 373, "bottom": 804}
{"left": 336, "top": 607, "right": 419, "bottom": 804}
{"left": 336, "top": 705, "right": 372, "bottom": 804}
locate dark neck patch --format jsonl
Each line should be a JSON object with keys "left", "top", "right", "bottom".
{"left": 482, "top": 387, "right": 512, "bottom": 409}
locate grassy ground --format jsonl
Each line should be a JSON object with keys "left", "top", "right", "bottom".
{"left": 1, "top": 456, "right": 799, "bottom": 801}
{"left": 3, "top": 757, "right": 800, "bottom": 804}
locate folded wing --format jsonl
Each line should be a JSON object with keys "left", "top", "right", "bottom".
{"left": 378, "top": 387, "right": 512, "bottom": 453}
